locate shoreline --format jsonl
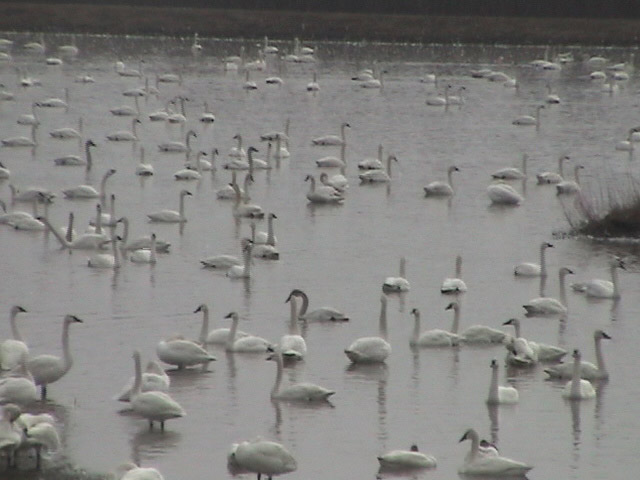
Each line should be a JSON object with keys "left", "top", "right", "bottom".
{"left": 0, "top": 3, "right": 639, "bottom": 46}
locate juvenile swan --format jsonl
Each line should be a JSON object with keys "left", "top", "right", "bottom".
{"left": 286, "top": 289, "right": 349, "bottom": 322}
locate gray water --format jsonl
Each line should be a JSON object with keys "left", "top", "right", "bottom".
{"left": 1, "top": 34, "right": 639, "bottom": 480}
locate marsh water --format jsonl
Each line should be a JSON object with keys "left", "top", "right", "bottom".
{"left": 1, "top": 34, "right": 639, "bottom": 480}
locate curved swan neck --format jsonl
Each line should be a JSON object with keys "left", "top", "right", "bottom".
{"left": 99, "top": 171, "right": 113, "bottom": 199}
{"left": 119, "top": 217, "right": 129, "bottom": 246}
{"left": 198, "top": 305, "right": 209, "bottom": 344}
{"left": 296, "top": 291, "right": 309, "bottom": 316}
{"left": 466, "top": 429, "right": 480, "bottom": 460}
{"left": 512, "top": 319, "right": 522, "bottom": 338}
{"left": 558, "top": 156, "right": 566, "bottom": 177}
{"left": 379, "top": 296, "right": 388, "bottom": 340}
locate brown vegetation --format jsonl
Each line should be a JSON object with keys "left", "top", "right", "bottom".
{"left": 1, "top": 2, "right": 640, "bottom": 45}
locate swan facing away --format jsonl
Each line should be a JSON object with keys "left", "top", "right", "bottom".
{"left": 286, "top": 289, "right": 349, "bottom": 322}
{"left": 486, "top": 359, "right": 519, "bottom": 404}
{"left": 383, "top": 257, "right": 410, "bottom": 292}
{"left": 514, "top": 242, "right": 553, "bottom": 276}
{"left": 377, "top": 444, "right": 437, "bottom": 470}
{"left": 487, "top": 181, "right": 523, "bottom": 205}
{"left": 344, "top": 294, "right": 391, "bottom": 363}
{"left": 268, "top": 347, "right": 334, "bottom": 402}
{"left": 544, "top": 330, "right": 611, "bottom": 380}
{"left": 26, "top": 314, "right": 83, "bottom": 400}
{"left": 562, "top": 349, "right": 596, "bottom": 400}
{"left": 231, "top": 438, "right": 297, "bottom": 480}
{"left": 424, "top": 166, "right": 459, "bottom": 196}
{"left": 458, "top": 428, "right": 532, "bottom": 476}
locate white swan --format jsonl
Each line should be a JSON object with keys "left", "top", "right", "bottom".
{"left": 423, "top": 165, "right": 459, "bottom": 196}
{"left": 377, "top": 444, "right": 436, "bottom": 470}
{"left": 545, "top": 82, "right": 561, "bottom": 103}
{"left": 305, "top": 174, "right": 344, "bottom": 203}
{"left": 15, "top": 411, "right": 60, "bottom": 467}
{"left": 117, "top": 462, "right": 165, "bottom": 480}
{"left": 487, "top": 181, "right": 524, "bottom": 205}
{"left": 232, "top": 182, "right": 265, "bottom": 218}
{"left": 224, "top": 312, "right": 273, "bottom": 353}
{"left": 87, "top": 235, "right": 121, "bottom": 269}
{"left": 312, "top": 122, "right": 350, "bottom": 146}
{"left": 110, "top": 96, "right": 141, "bottom": 117}
{"left": 8, "top": 185, "right": 55, "bottom": 204}
{"left": 116, "top": 358, "right": 169, "bottom": 402}
{"left": 441, "top": 255, "right": 467, "bottom": 293}
{"left": 358, "top": 144, "right": 384, "bottom": 170}
{"left": 0, "top": 199, "right": 34, "bottom": 225}
{"left": 135, "top": 146, "right": 154, "bottom": 176}
{"left": 279, "top": 295, "right": 307, "bottom": 360}
{"left": 54, "top": 138, "right": 96, "bottom": 167}
{"left": 287, "top": 289, "right": 348, "bottom": 322}
{"left": 562, "top": 349, "right": 596, "bottom": 400}
{"left": 512, "top": 105, "right": 544, "bottom": 127}
{"left": 1, "top": 123, "right": 37, "bottom": 147}
{"left": 0, "top": 353, "right": 38, "bottom": 405}
{"left": 17, "top": 102, "right": 40, "bottom": 126}
{"left": 115, "top": 60, "right": 144, "bottom": 77}
{"left": 360, "top": 70, "right": 386, "bottom": 89}
{"left": 232, "top": 438, "right": 297, "bottom": 480}
{"left": 251, "top": 223, "right": 279, "bottom": 260}
{"left": 458, "top": 428, "right": 532, "bottom": 476}
{"left": 359, "top": 155, "right": 397, "bottom": 183}
{"left": 38, "top": 215, "right": 108, "bottom": 250}
{"left": 158, "top": 129, "right": 196, "bottom": 153}
{"left": 156, "top": 327, "right": 216, "bottom": 370}
{"left": 89, "top": 193, "right": 117, "bottom": 228}
{"left": 306, "top": 71, "right": 320, "bottom": 91}
{"left": 228, "top": 133, "right": 247, "bottom": 158}
{"left": 26, "top": 314, "right": 83, "bottom": 400}
{"left": 147, "top": 189, "right": 192, "bottom": 223}
{"left": 200, "top": 238, "right": 248, "bottom": 269}
{"left": 226, "top": 241, "right": 252, "bottom": 279}
{"left": 320, "top": 170, "right": 348, "bottom": 193}
{"left": 0, "top": 403, "right": 22, "bottom": 467}
{"left": 174, "top": 151, "right": 205, "bottom": 180}
{"left": 130, "top": 350, "right": 185, "bottom": 431}
{"left": 268, "top": 347, "right": 334, "bottom": 401}
{"left": 0, "top": 306, "right": 29, "bottom": 371}
{"left": 63, "top": 168, "right": 116, "bottom": 199}
{"left": 194, "top": 304, "right": 248, "bottom": 346}
{"left": 383, "top": 257, "right": 410, "bottom": 292}
{"left": 199, "top": 101, "right": 215, "bottom": 123}
{"left": 514, "top": 242, "right": 553, "bottom": 276}
{"left": 106, "top": 118, "right": 141, "bottom": 142}
{"left": 49, "top": 117, "right": 83, "bottom": 141}
{"left": 242, "top": 70, "right": 258, "bottom": 90}
{"left": 486, "top": 359, "right": 519, "bottom": 404}
{"left": 254, "top": 213, "right": 278, "bottom": 245}
{"left": 315, "top": 143, "right": 346, "bottom": 168}
{"left": 452, "top": 301, "right": 506, "bottom": 344}
{"left": 491, "top": 154, "right": 528, "bottom": 180}
{"left": 544, "top": 330, "right": 611, "bottom": 380}
{"left": 502, "top": 318, "right": 567, "bottom": 362}
{"left": 36, "top": 88, "right": 69, "bottom": 109}
{"left": 523, "top": 267, "right": 573, "bottom": 316}
{"left": 556, "top": 165, "right": 584, "bottom": 194}
{"left": 130, "top": 233, "right": 157, "bottom": 264}
{"left": 345, "top": 294, "right": 391, "bottom": 363}
{"left": 409, "top": 307, "right": 460, "bottom": 347}
{"left": 573, "top": 257, "right": 625, "bottom": 299}
{"left": 536, "top": 154, "right": 570, "bottom": 184}
{"left": 118, "top": 216, "right": 170, "bottom": 252}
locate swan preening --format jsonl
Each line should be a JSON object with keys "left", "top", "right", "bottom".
{"left": 383, "top": 257, "right": 410, "bottom": 292}
{"left": 26, "top": 314, "right": 83, "bottom": 400}
{"left": 424, "top": 166, "right": 459, "bottom": 196}
{"left": 523, "top": 266, "right": 573, "bottom": 316}
{"left": 514, "top": 242, "right": 553, "bottom": 276}
{"left": 268, "top": 347, "right": 334, "bottom": 402}
{"left": 344, "top": 294, "right": 391, "bottom": 363}
{"left": 458, "top": 428, "right": 532, "bottom": 476}
{"left": 544, "top": 330, "right": 611, "bottom": 380}
{"left": 561, "top": 349, "right": 596, "bottom": 400}
{"left": 230, "top": 438, "right": 297, "bottom": 480}
{"left": 486, "top": 359, "right": 519, "bottom": 404}
{"left": 54, "top": 138, "right": 96, "bottom": 167}
{"left": 286, "top": 289, "right": 349, "bottom": 322}
{"left": 377, "top": 444, "right": 437, "bottom": 470}
{"left": 130, "top": 350, "right": 185, "bottom": 431}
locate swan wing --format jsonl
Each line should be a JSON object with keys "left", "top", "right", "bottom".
{"left": 345, "top": 337, "right": 391, "bottom": 363}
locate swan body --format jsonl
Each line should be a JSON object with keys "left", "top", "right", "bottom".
{"left": 135, "top": 146, "right": 154, "bottom": 176}
{"left": 54, "top": 138, "right": 96, "bottom": 166}
{"left": 158, "top": 130, "right": 196, "bottom": 153}
{"left": 424, "top": 166, "right": 459, "bottom": 196}
{"left": 117, "top": 462, "right": 165, "bottom": 480}
{"left": 232, "top": 439, "right": 297, "bottom": 479}
{"left": 556, "top": 165, "right": 584, "bottom": 194}
{"left": 200, "top": 251, "right": 242, "bottom": 269}
{"left": 26, "top": 315, "right": 83, "bottom": 400}
{"left": 0, "top": 306, "right": 29, "bottom": 371}
{"left": 306, "top": 71, "right": 320, "bottom": 91}
{"left": 287, "top": 289, "right": 348, "bottom": 322}
{"left": 536, "top": 154, "right": 569, "bottom": 184}
{"left": 514, "top": 242, "right": 553, "bottom": 276}
{"left": 321, "top": 171, "right": 348, "bottom": 193}
{"left": 106, "top": 118, "right": 140, "bottom": 142}
{"left": 194, "top": 304, "right": 248, "bottom": 346}
{"left": 312, "top": 122, "right": 350, "bottom": 146}
{"left": 49, "top": 118, "right": 82, "bottom": 140}
{"left": 254, "top": 213, "right": 278, "bottom": 245}
{"left": 280, "top": 295, "right": 307, "bottom": 360}
{"left": 147, "top": 189, "right": 192, "bottom": 223}
{"left": 1, "top": 125, "right": 37, "bottom": 147}
{"left": 226, "top": 242, "right": 252, "bottom": 278}
{"left": 345, "top": 294, "right": 391, "bottom": 363}
{"left": 512, "top": 105, "right": 544, "bottom": 127}
{"left": 87, "top": 236, "right": 121, "bottom": 269}
{"left": 562, "top": 349, "right": 596, "bottom": 400}
{"left": 579, "top": 258, "right": 625, "bottom": 299}
{"left": 491, "top": 154, "right": 528, "bottom": 180}
{"left": 232, "top": 181, "right": 265, "bottom": 218}
{"left": 174, "top": 152, "right": 205, "bottom": 180}
{"left": 130, "top": 351, "right": 185, "bottom": 430}
{"left": 17, "top": 102, "right": 40, "bottom": 126}
{"left": 39, "top": 216, "right": 109, "bottom": 250}
{"left": 359, "top": 154, "right": 397, "bottom": 183}
{"left": 523, "top": 267, "right": 573, "bottom": 316}
{"left": 269, "top": 348, "right": 333, "bottom": 401}
{"left": 378, "top": 445, "right": 436, "bottom": 470}
{"left": 305, "top": 174, "right": 344, "bottom": 203}
{"left": 487, "top": 181, "right": 523, "bottom": 205}
{"left": 486, "top": 359, "right": 519, "bottom": 404}
{"left": 0, "top": 354, "right": 38, "bottom": 405}
{"left": 156, "top": 335, "right": 215, "bottom": 370}
{"left": 409, "top": 307, "right": 460, "bottom": 347}
{"left": 117, "top": 360, "right": 170, "bottom": 402}
{"left": 63, "top": 168, "right": 116, "bottom": 199}
{"left": 441, "top": 255, "right": 467, "bottom": 293}
{"left": 359, "top": 144, "right": 384, "bottom": 170}
{"left": 130, "top": 233, "right": 157, "bottom": 264}
{"left": 503, "top": 318, "right": 566, "bottom": 363}
{"left": 544, "top": 330, "right": 610, "bottom": 380}
{"left": 224, "top": 312, "right": 273, "bottom": 353}
{"left": 383, "top": 257, "right": 410, "bottom": 292}
{"left": 458, "top": 428, "right": 532, "bottom": 476}
{"left": 16, "top": 412, "right": 60, "bottom": 467}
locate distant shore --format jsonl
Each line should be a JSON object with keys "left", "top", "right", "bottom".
{"left": 0, "top": 3, "right": 639, "bottom": 45}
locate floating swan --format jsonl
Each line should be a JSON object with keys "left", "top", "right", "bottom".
{"left": 0, "top": 306, "right": 29, "bottom": 371}
{"left": 135, "top": 146, "right": 154, "bottom": 176}
{"left": 106, "top": 118, "right": 141, "bottom": 142}
{"left": 228, "top": 133, "right": 247, "bottom": 158}
{"left": 487, "top": 181, "right": 523, "bottom": 205}
{"left": 441, "top": 255, "right": 467, "bottom": 293}
{"left": 268, "top": 347, "right": 334, "bottom": 401}
{"left": 452, "top": 301, "right": 506, "bottom": 344}
{"left": 562, "top": 349, "right": 596, "bottom": 400}
{"left": 1, "top": 123, "right": 37, "bottom": 147}
{"left": 409, "top": 307, "right": 460, "bottom": 347}
{"left": 63, "top": 168, "right": 116, "bottom": 199}
{"left": 158, "top": 129, "right": 196, "bottom": 153}
{"left": 279, "top": 295, "right": 307, "bottom": 360}
{"left": 514, "top": 242, "right": 553, "bottom": 276}
{"left": 383, "top": 257, "right": 410, "bottom": 292}
{"left": 572, "top": 257, "right": 624, "bottom": 299}
{"left": 359, "top": 155, "right": 397, "bottom": 183}
{"left": 251, "top": 222, "right": 279, "bottom": 260}
{"left": 377, "top": 444, "right": 436, "bottom": 470}
{"left": 286, "top": 289, "right": 348, "bottom": 322}
{"left": 224, "top": 312, "right": 273, "bottom": 353}
{"left": 424, "top": 166, "right": 459, "bottom": 196}
{"left": 345, "top": 294, "right": 391, "bottom": 363}
{"left": 315, "top": 143, "right": 346, "bottom": 168}
{"left": 110, "top": 96, "right": 140, "bottom": 116}
{"left": 26, "top": 314, "right": 83, "bottom": 400}
{"left": 174, "top": 151, "right": 205, "bottom": 180}
{"left": 130, "top": 350, "right": 185, "bottom": 431}
{"left": 232, "top": 181, "right": 265, "bottom": 218}
{"left": 37, "top": 88, "right": 69, "bottom": 109}
{"left": 306, "top": 71, "right": 320, "bottom": 92}
{"left": 118, "top": 216, "right": 170, "bottom": 252}
{"left": 502, "top": 318, "right": 567, "bottom": 362}
{"left": 544, "top": 330, "right": 611, "bottom": 380}
{"left": 156, "top": 324, "right": 216, "bottom": 370}
{"left": 199, "top": 101, "right": 215, "bottom": 123}
{"left": 486, "top": 359, "right": 519, "bottom": 404}
{"left": 116, "top": 358, "right": 169, "bottom": 402}
{"left": 536, "top": 154, "right": 569, "bottom": 184}
{"left": 49, "top": 117, "right": 83, "bottom": 141}
{"left": 147, "top": 189, "right": 192, "bottom": 223}
{"left": 38, "top": 215, "right": 108, "bottom": 250}
{"left": 200, "top": 238, "right": 248, "bottom": 269}
{"left": 194, "top": 304, "right": 248, "bottom": 345}
{"left": 254, "top": 212, "right": 278, "bottom": 245}
{"left": 523, "top": 267, "right": 573, "bottom": 316}
{"left": 226, "top": 241, "right": 252, "bottom": 278}
{"left": 491, "top": 154, "right": 528, "bottom": 180}
{"left": 305, "top": 174, "right": 344, "bottom": 203}
{"left": 130, "top": 233, "right": 157, "bottom": 264}
{"left": 87, "top": 235, "right": 120, "bottom": 269}
{"left": 358, "top": 144, "right": 384, "bottom": 170}
{"left": 512, "top": 105, "right": 544, "bottom": 127}
{"left": 312, "top": 122, "right": 350, "bottom": 146}
{"left": 17, "top": 102, "right": 40, "bottom": 126}
{"left": 54, "top": 138, "right": 96, "bottom": 167}
{"left": 232, "top": 438, "right": 297, "bottom": 480}
{"left": 458, "top": 428, "right": 532, "bottom": 476}
{"left": 117, "top": 462, "right": 165, "bottom": 480}
{"left": 556, "top": 165, "right": 584, "bottom": 194}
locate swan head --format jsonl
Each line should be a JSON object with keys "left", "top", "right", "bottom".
{"left": 64, "top": 314, "right": 83, "bottom": 325}
{"left": 85, "top": 139, "right": 97, "bottom": 147}
{"left": 341, "top": 122, "right": 351, "bottom": 128}
{"left": 490, "top": 359, "right": 498, "bottom": 369}
{"left": 449, "top": 165, "right": 460, "bottom": 174}
{"left": 180, "top": 190, "right": 193, "bottom": 197}
{"left": 410, "top": 307, "right": 419, "bottom": 317}
{"left": 224, "top": 311, "right": 239, "bottom": 320}
{"left": 269, "top": 213, "right": 277, "bottom": 220}
{"left": 502, "top": 318, "right": 518, "bottom": 327}
{"left": 594, "top": 330, "right": 611, "bottom": 341}
{"left": 106, "top": 168, "right": 117, "bottom": 177}
{"left": 445, "top": 301, "right": 458, "bottom": 312}
{"left": 194, "top": 304, "right": 207, "bottom": 314}
{"left": 304, "top": 174, "right": 313, "bottom": 182}
{"left": 248, "top": 146, "right": 258, "bottom": 154}
{"left": 458, "top": 428, "right": 477, "bottom": 443}
{"left": 11, "top": 305, "right": 27, "bottom": 316}
{"left": 188, "top": 130, "right": 197, "bottom": 138}
{"left": 572, "top": 349, "right": 581, "bottom": 360}
{"left": 559, "top": 267, "right": 575, "bottom": 276}
{"left": 410, "top": 444, "right": 419, "bottom": 452}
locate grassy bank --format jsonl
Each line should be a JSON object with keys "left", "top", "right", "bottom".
{"left": 0, "top": 2, "right": 639, "bottom": 45}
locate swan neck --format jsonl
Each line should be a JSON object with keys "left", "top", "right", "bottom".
{"left": 379, "top": 298, "right": 388, "bottom": 340}
{"left": 308, "top": 176, "right": 316, "bottom": 193}
{"left": 540, "top": 246, "right": 547, "bottom": 275}
{"left": 198, "top": 306, "right": 209, "bottom": 344}
{"left": 65, "top": 213, "right": 74, "bottom": 242}
{"left": 468, "top": 430, "right": 480, "bottom": 460}
{"left": 513, "top": 319, "right": 521, "bottom": 338}
{"left": 297, "top": 292, "right": 309, "bottom": 317}
{"left": 595, "top": 337, "right": 607, "bottom": 374}
{"left": 289, "top": 296, "right": 299, "bottom": 335}
{"left": 112, "top": 236, "right": 120, "bottom": 269}
{"left": 99, "top": 173, "right": 110, "bottom": 199}
{"left": 488, "top": 365, "right": 499, "bottom": 402}
{"left": 95, "top": 205, "right": 103, "bottom": 235}
{"left": 61, "top": 319, "right": 73, "bottom": 374}
{"left": 455, "top": 256, "right": 462, "bottom": 277}
{"left": 120, "top": 217, "right": 129, "bottom": 246}
{"left": 522, "top": 154, "right": 528, "bottom": 175}
{"left": 41, "top": 217, "right": 71, "bottom": 248}
{"left": 267, "top": 215, "right": 275, "bottom": 245}
{"left": 558, "top": 156, "right": 565, "bottom": 177}
{"left": 559, "top": 270, "right": 568, "bottom": 304}
{"left": 226, "top": 315, "right": 239, "bottom": 350}
{"left": 271, "top": 352, "right": 284, "bottom": 398}
{"left": 133, "top": 352, "right": 142, "bottom": 396}
{"left": 451, "top": 304, "right": 460, "bottom": 334}
{"left": 570, "top": 353, "right": 581, "bottom": 397}
{"left": 411, "top": 311, "right": 420, "bottom": 345}
{"left": 9, "top": 309, "right": 22, "bottom": 341}
{"left": 85, "top": 142, "right": 93, "bottom": 170}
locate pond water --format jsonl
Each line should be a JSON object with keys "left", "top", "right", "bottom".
{"left": 0, "top": 33, "right": 639, "bottom": 480}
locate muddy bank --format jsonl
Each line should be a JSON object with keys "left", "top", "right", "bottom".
{"left": 0, "top": 2, "right": 639, "bottom": 45}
